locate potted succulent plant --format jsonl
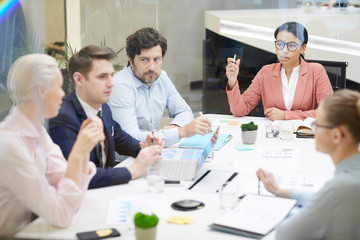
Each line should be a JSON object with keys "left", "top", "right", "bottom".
{"left": 241, "top": 121, "right": 258, "bottom": 144}
{"left": 134, "top": 212, "right": 159, "bottom": 240}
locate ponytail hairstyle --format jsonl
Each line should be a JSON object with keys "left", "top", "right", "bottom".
{"left": 274, "top": 22, "right": 308, "bottom": 59}
{"left": 321, "top": 89, "right": 360, "bottom": 143}
{"left": 7, "top": 54, "right": 58, "bottom": 106}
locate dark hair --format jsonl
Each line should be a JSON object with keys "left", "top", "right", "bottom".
{"left": 126, "top": 28, "right": 167, "bottom": 66}
{"left": 321, "top": 89, "right": 360, "bottom": 143}
{"left": 274, "top": 22, "right": 308, "bottom": 59}
{"left": 68, "top": 45, "right": 117, "bottom": 78}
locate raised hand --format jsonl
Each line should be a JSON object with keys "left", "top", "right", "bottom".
{"left": 225, "top": 57, "right": 240, "bottom": 90}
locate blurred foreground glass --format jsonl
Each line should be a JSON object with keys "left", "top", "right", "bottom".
{"left": 279, "top": 121, "right": 294, "bottom": 140}
{"left": 219, "top": 181, "right": 239, "bottom": 211}
{"left": 146, "top": 167, "right": 165, "bottom": 194}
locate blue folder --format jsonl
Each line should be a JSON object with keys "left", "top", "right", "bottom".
{"left": 179, "top": 133, "right": 232, "bottom": 150}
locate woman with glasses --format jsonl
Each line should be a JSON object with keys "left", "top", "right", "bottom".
{"left": 0, "top": 54, "right": 104, "bottom": 235}
{"left": 257, "top": 89, "right": 360, "bottom": 239}
{"left": 226, "top": 22, "right": 333, "bottom": 120}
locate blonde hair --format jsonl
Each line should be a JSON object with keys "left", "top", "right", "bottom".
{"left": 7, "top": 53, "right": 59, "bottom": 105}
{"left": 321, "top": 89, "right": 360, "bottom": 143}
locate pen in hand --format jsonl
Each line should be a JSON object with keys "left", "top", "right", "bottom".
{"left": 229, "top": 54, "right": 237, "bottom": 81}
{"left": 151, "top": 131, "right": 154, "bottom": 146}
{"left": 258, "top": 177, "right": 260, "bottom": 195}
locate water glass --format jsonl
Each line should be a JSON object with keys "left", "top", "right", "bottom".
{"left": 279, "top": 121, "right": 294, "bottom": 140}
{"left": 146, "top": 167, "right": 165, "bottom": 194}
{"left": 219, "top": 182, "right": 239, "bottom": 211}
{"left": 265, "top": 124, "right": 279, "bottom": 138}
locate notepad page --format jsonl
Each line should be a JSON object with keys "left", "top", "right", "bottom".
{"left": 214, "top": 194, "right": 296, "bottom": 235}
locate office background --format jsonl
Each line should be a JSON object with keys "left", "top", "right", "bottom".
{"left": 1, "top": 0, "right": 360, "bottom": 120}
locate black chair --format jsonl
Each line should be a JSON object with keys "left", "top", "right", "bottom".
{"left": 306, "top": 59, "right": 348, "bottom": 91}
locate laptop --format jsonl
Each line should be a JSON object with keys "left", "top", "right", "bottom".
{"left": 154, "top": 136, "right": 214, "bottom": 181}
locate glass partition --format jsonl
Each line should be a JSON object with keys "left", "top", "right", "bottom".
{"left": 1, "top": 0, "right": 359, "bottom": 119}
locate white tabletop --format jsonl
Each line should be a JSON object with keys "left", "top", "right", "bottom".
{"left": 16, "top": 115, "right": 334, "bottom": 240}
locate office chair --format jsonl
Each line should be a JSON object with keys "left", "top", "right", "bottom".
{"left": 306, "top": 59, "right": 348, "bottom": 91}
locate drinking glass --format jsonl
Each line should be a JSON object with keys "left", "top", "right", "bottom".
{"left": 279, "top": 121, "right": 294, "bottom": 140}
{"left": 219, "top": 182, "right": 239, "bottom": 211}
{"left": 146, "top": 167, "right": 165, "bottom": 194}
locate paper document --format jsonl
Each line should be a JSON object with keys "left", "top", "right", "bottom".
{"left": 230, "top": 146, "right": 302, "bottom": 174}
{"left": 244, "top": 175, "right": 327, "bottom": 196}
{"left": 106, "top": 194, "right": 168, "bottom": 225}
{"left": 256, "top": 146, "right": 302, "bottom": 172}
{"left": 211, "top": 194, "right": 296, "bottom": 238}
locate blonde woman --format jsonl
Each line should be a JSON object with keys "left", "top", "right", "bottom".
{"left": 0, "top": 54, "right": 104, "bottom": 235}
{"left": 257, "top": 89, "right": 360, "bottom": 239}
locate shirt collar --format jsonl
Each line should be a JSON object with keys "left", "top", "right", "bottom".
{"left": 75, "top": 92, "right": 101, "bottom": 118}
{"left": 335, "top": 152, "right": 360, "bottom": 175}
{"left": 127, "top": 66, "right": 160, "bottom": 89}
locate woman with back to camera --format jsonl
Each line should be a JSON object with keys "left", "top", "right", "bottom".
{"left": 0, "top": 53, "right": 104, "bottom": 236}
{"left": 257, "top": 89, "right": 360, "bottom": 239}
{"left": 226, "top": 22, "right": 333, "bottom": 120}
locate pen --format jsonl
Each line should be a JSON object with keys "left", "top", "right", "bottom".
{"left": 151, "top": 131, "right": 154, "bottom": 146}
{"left": 258, "top": 178, "right": 260, "bottom": 195}
{"left": 229, "top": 54, "right": 237, "bottom": 80}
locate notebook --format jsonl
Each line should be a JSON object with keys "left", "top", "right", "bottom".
{"left": 210, "top": 194, "right": 297, "bottom": 239}
{"left": 155, "top": 135, "right": 214, "bottom": 181}
{"left": 179, "top": 133, "right": 232, "bottom": 150}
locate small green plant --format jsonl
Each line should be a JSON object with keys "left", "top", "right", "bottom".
{"left": 241, "top": 121, "right": 258, "bottom": 131}
{"left": 134, "top": 212, "right": 159, "bottom": 229}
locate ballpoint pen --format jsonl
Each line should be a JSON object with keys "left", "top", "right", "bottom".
{"left": 229, "top": 54, "right": 237, "bottom": 80}
{"left": 151, "top": 131, "right": 154, "bottom": 146}
{"left": 258, "top": 178, "right": 260, "bottom": 195}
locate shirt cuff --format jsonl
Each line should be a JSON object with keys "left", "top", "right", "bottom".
{"left": 80, "top": 162, "right": 97, "bottom": 191}
{"left": 113, "top": 167, "right": 131, "bottom": 185}
{"left": 160, "top": 127, "right": 180, "bottom": 147}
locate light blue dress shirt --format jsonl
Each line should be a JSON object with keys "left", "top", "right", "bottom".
{"left": 276, "top": 152, "right": 360, "bottom": 240}
{"left": 109, "top": 66, "right": 193, "bottom": 147}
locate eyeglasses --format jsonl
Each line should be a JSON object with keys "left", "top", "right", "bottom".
{"left": 311, "top": 121, "right": 334, "bottom": 133}
{"left": 274, "top": 40, "right": 300, "bottom": 52}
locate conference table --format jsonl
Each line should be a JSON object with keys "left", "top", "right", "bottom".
{"left": 16, "top": 115, "right": 335, "bottom": 240}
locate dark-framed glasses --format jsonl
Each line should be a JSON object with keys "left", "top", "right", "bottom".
{"left": 311, "top": 121, "right": 334, "bottom": 133}
{"left": 274, "top": 40, "right": 300, "bottom": 52}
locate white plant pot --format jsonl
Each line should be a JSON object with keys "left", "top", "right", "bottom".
{"left": 135, "top": 226, "right": 157, "bottom": 240}
{"left": 241, "top": 130, "right": 257, "bottom": 144}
